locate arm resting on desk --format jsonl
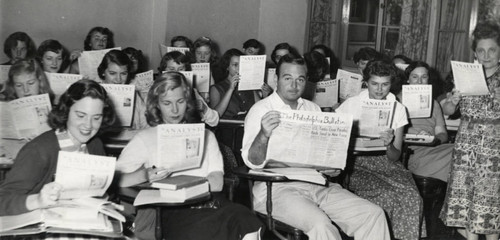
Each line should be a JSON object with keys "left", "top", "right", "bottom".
{"left": 118, "top": 166, "right": 148, "bottom": 187}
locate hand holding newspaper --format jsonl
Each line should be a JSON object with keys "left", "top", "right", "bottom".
{"left": 266, "top": 110, "right": 353, "bottom": 170}
{"left": 450, "top": 61, "right": 490, "bottom": 96}
{"left": 238, "top": 55, "right": 267, "bottom": 91}
{"left": 358, "top": 99, "right": 396, "bottom": 138}
{"left": 402, "top": 85, "right": 432, "bottom": 118}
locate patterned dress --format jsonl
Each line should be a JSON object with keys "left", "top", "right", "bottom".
{"left": 440, "top": 69, "right": 500, "bottom": 234}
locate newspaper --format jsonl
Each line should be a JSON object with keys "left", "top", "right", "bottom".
{"left": 313, "top": 79, "right": 339, "bottom": 108}
{"left": 266, "top": 68, "right": 277, "bottom": 90}
{"left": 395, "top": 63, "right": 409, "bottom": 71}
{"left": 46, "top": 72, "right": 83, "bottom": 104}
{"left": 78, "top": 47, "right": 121, "bottom": 81}
{"left": 238, "top": 55, "right": 266, "bottom": 91}
{"left": 402, "top": 85, "right": 432, "bottom": 118}
{"left": 159, "top": 43, "right": 169, "bottom": 57}
{"left": 450, "top": 61, "right": 490, "bottom": 96}
{"left": 156, "top": 123, "right": 205, "bottom": 172}
{"left": 336, "top": 69, "right": 362, "bottom": 100}
{"left": 1, "top": 94, "right": 52, "bottom": 139}
{"left": 358, "top": 99, "right": 396, "bottom": 137}
{"left": 101, "top": 84, "right": 135, "bottom": 127}
{"left": 0, "top": 65, "right": 11, "bottom": 87}
{"left": 191, "top": 63, "right": 211, "bottom": 93}
{"left": 130, "top": 70, "right": 153, "bottom": 93}
{"left": 179, "top": 71, "right": 194, "bottom": 86}
{"left": 266, "top": 110, "right": 353, "bottom": 169}
{"left": 166, "top": 46, "right": 190, "bottom": 55}
{"left": 55, "top": 151, "right": 116, "bottom": 199}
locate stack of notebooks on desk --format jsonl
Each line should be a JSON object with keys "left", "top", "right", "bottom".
{"left": 134, "top": 175, "right": 209, "bottom": 206}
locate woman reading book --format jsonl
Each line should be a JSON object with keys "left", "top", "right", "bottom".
{"left": 116, "top": 72, "right": 263, "bottom": 240}
{"left": 335, "top": 60, "right": 424, "bottom": 240}
{"left": 0, "top": 79, "right": 115, "bottom": 215}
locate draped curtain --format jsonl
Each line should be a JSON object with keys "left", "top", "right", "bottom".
{"left": 307, "top": 0, "right": 333, "bottom": 50}
{"left": 395, "top": 0, "right": 431, "bottom": 61}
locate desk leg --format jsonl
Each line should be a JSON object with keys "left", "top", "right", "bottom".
{"left": 266, "top": 181, "right": 273, "bottom": 230}
{"left": 156, "top": 206, "right": 162, "bottom": 240}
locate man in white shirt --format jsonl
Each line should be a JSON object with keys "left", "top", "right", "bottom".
{"left": 241, "top": 55, "right": 390, "bottom": 240}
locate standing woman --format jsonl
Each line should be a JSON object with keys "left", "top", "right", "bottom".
{"left": 0, "top": 79, "right": 115, "bottom": 216}
{"left": 37, "top": 39, "right": 70, "bottom": 73}
{"left": 116, "top": 72, "right": 263, "bottom": 240}
{"left": 2, "top": 32, "right": 37, "bottom": 65}
{"left": 440, "top": 21, "right": 500, "bottom": 240}
{"left": 1, "top": 58, "right": 54, "bottom": 101}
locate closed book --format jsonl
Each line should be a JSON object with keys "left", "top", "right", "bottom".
{"left": 159, "top": 181, "right": 209, "bottom": 202}
{"left": 151, "top": 175, "right": 207, "bottom": 190}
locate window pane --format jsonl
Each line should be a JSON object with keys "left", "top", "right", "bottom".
{"left": 346, "top": 25, "right": 377, "bottom": 61}
{"left": 349, "top": 0, "right": 379, "bottom": 24}
{"left": 382, "top": 0, "right": 403, "bottom": 26}
{"left": 381, "top": 28, "right": 400, "bottom": 57}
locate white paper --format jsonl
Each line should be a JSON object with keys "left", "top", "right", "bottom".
{"left": 450, "top": 61, "right": 490, "bottom": 96}
{"left": 159, "top": 44, "right": 169, "bottom": 57}
{"left": 266, "top": 110, "right": 353, "bottom": 169}
{"left": 130, "top": 70, "right": 154, "bottom": 93}
{"left": 336, "top": 69, "right": 362, "bottom": 100}
{"left": 46, "top": 72, "right": 83, "bottom": 104}
{"left": 55, "top": 151, "right": 116, "bottom": 199}
{"left": 358, "top": 99, "right": 395, "bottom": 137}
{"left": 395, "top": 63, "right": 409, "bottom": 71}
{"left": 78, "top": 47, "right": 121, "bottom": 81}
{"left": 101, "top": 84, "right": 136, "bottom": 127}
{"left": 1, "top": 94, "right": 52, "bottom": 139}
{"left": 404, "top": 134, "right": 435, "bottom": 144}
{"left": 166, "top": 47, "right": 190, "bottom": 55}
{"left": 266, "top": 68, "right": 277, "bottom": 90}
{"left": 402, "top": 85, "right": 432, "bottom": 118}
{"left": 156, "top": 123, "right": 205, "bottom": 172}
{"left": 0, "top": 65, "right": 11, "bottom": 87}
{"left": 238, "top": 55, "right": 266, "bottom": 91}
{"left": 313, "top": 79, "right": 339, "bottom": 108}
{"left": 179, "top": 71, "right": 194, "bottom": 86}
{"left": 191, "top": 63, "right": 211, "bottom": 93}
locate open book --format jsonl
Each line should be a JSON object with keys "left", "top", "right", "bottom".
{"left": 0, "top": 94, "right": 52, "bottom": 140}
{"left": 266, "top": 110, "right": 353, "bottom": 170}
{"left": 358, "top": 99, "right": 396, "bottom": 138}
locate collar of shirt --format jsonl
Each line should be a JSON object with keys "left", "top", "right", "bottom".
{"left": 358, "top": 89, "right": 397, "bottom": 101}
{"left": 55, "top": 129, "right": 88, "bottom": 153}
{"left": 268, "top": 91, "right": 305, "bottom": 110}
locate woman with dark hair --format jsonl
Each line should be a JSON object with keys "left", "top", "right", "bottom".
{"left": 36, "top": 39, "right": 70, "bottom": 73}
{"left": 311, "top": 44, "right": 340, "bottom": 76}
{"left": 353, "top": 47, "right": 382, "bottom": 74}
{"left": 0, "top": 79, "right": 115, "bottom": 216}
{"left": 336, "top": 60, "right": 423, "bottom": 240}
{"left": 116, "top": 72, "right": 263, "bottom": 240}
{"left": 123, "top": 47, "right": 146, "bottom": 74}
{"left": 2, "top": 31, "right": 37, "bottom": 65}
{"left": 1, "top": 58, "right": 54, "bottom": 101}
{"left": 270, "top": 42, "right": 300, "bottom": 66}
{"left": 170, "top": 35, "right": 194, "bottom": 50}
{"left": 209, "top": 48, "right": 261, "bottom": 119}
{"left": 440, "top": 21, "right": 500, "bottom": 240}
{"left": 301, "top": 50, "right": 330, "bottom": 101}
{"left": 69, "top": 26, "right": 115, "bottom": 74}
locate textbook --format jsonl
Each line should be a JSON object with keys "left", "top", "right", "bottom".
{"left": 0, "top": 198, "right": 124, "bottom": 238}
{"left": 159, "top": 181, "right": 210, "bottom": 201}
{"left": 151, "top": 175, "right": 207, "bottom": 190}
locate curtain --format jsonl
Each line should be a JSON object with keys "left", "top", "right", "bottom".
{"left": 395, "top": 0, "right": 431, "bottom": 61}
{"left": 307, "top": 0, "right": 332, "bottom": 50}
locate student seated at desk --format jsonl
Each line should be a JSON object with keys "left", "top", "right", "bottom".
{"left": 69, "top": 26, "right": 115, "bottom": 74}
{"left": 242, "top": 55, "right": 390, "bottom": 240}
{"left": 116, "top": 72, "right": 263, "bottom": 240}
{"left": 398, "top": 61, "right": 453, "bottom": 182}
{"left": 0, "top": 79, "right": 115, "bottom": 233}
{"left": 336, "top": 60, "right": 424, "bottom": 240}
{"left": 2, "top": 58, "right": 54, "bottom": 101}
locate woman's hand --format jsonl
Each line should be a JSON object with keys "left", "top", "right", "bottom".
{"left": 146, "top": 167, "right": 171, "bottom": 182}
{"left": 261, "top": 83, "right": 273, "bottom": 98}
{"left": 37, "top": 182, "right": 62, "bottom": 209}
{"left": 446, "top": 89, "right": 462, "bottom": 105}
{"left": 228, "top": 74, "right": 240, "bottom": 90}
{"left": 69, "top": 49, "right": 82, "bottom": 61}
{"left": 379, "top": 129, "right": 395, "bottom": 146}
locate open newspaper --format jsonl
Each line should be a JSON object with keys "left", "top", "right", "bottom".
{"left": 0, "top": 65, "right": 11, "bottom": 87}
{"left": 55, "top": 151, "right": 116, "bottom": 199}
{"left": 191, "top": 63, "right": 211, "bottom": 93}
{"left": 266, "top": 110, "right": 353, "bottom": 169}
{"left": 402, "top": 85, "right": 432, "bottom": 118}
{"left": 159, "top": 43, "right": 169, "bottom": 57}
{"left": 313, "top": 78, "right": 339, "bottom": 108}
{"left": 336, "top": 69, "right": 363, "bottom": 100}
{"left": 0, "top": 94, "right": 52, "bottom": 140}
{"left": 46, "top": 72, "right": 82, "bottom": 104}
{"left": 78, "top": 47, "right": 121, "bottom": 81}
{"left": 155, "top": 123, "right": 205, "bottom": 172}
{"left": 238, "top": 55, "right": 266, "bottom": 91}
{"left": 266, "top": 68, "right": 277, "bottom": 90}
{"left": 358, "top": 99, "right": 396, "bottom": 137}
{"left": 450, "top": 61, "right": 490, "bottom": 96}
{"left": 166, "top": 46, "right": 190, "bottom": 55}
{"left": 131, "top": 70, "right": 154, "bottom": 94}
{"left": 101, "top": 84, "right": 136, "bottom": 127}
{"left": 179, "top": 71, "right": 194, "bottom": 86}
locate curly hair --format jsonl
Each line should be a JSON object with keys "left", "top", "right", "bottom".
{"left": 158, "top": 51, "right": 192, "bottom": 73}
{"left": 97, "top": 50, "right": 134, "bottom": 83}
{"left": 362, "top": 60, "right": 397, "bottom": 84}
{"left": 48, "top": 79, "right": 115, "bottom": 130}
{"left": 83, "top": 27, "right": 115, "bottom": 51}
{"left": 145, "top": 72, "right": 200, "bottom": 127}
{"left": 36, "top": 39, "right": 70, "bottom": 73}
{"left": 3, "top": 32, "right": 37, "bottom": 60}
{"left": 2, "top": 58, "right": 54, "bottom": 101}
{"left": 471, "top": 21, "right": 500, "bottom": 51}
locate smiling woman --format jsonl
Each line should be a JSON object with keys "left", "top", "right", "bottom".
{"left": 36, "top": 39, "right": 70, "bottom": 73}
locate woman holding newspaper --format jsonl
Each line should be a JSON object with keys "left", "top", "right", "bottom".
{"left": 0, "top": 79, "right": 115, "bottom": 215}
{"left": 336, "top": 60, "right": 424, "bottom": 240}
{"left": 2, "top": 58, "right": 54, "bottom": 101}
{"left": 439, "top": 21, "right": 500, "bottom": 240}
{"left": 116, "top": 72, "right": 263, "bottom": 240}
